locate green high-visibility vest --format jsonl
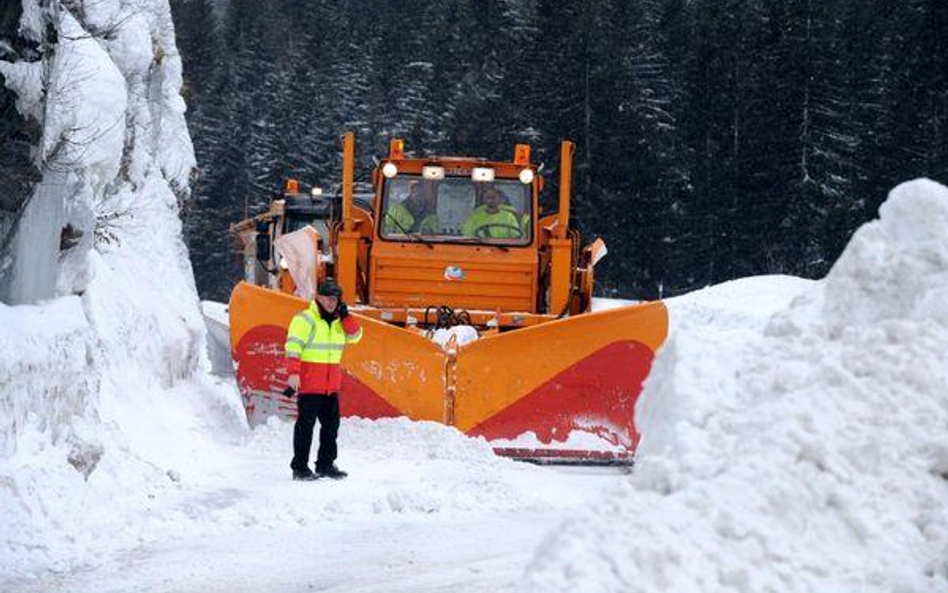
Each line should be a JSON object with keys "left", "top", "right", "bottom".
{"left": 462, "top": 205, "right": 522, "bottom": 238}
{"left": 284, "top": 303, "right": 361, "bottom": 364}
{"left": 383, "top": 202, "right": 413, "bottom": 234}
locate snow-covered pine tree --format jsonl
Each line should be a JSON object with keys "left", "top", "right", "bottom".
{"left": 166, "top": 0, "right": 948, "bottom": 301}
{"left": 674, "top": 0, "right": 749, "bottom": 283}
{"left": 442, "top": 0, "right": 518, "bottom": 159}
{"left": 629, "top": 0, "right": 693, "bottom": 295}
{"left": 191, "top": 0, "right": 287, "bottom": 299}
{"left": 773, "top": 0, "right": 854, "bottom": 277}
{"left": 889, "top": 1, "right": 948, "bottom": 191}
{"left": 171, "top": 0, "right": 230, "bottom": 298}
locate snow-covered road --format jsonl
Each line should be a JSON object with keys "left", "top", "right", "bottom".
{"left": 14, "top": 493, "right": 604, "bottom": 593}
{"left": 2, "top": 415, "right": 624, "bottom": 593}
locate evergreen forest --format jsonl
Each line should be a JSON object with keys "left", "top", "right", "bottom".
{"left": 169, "top": 0, "right": 948, "bottom": 301}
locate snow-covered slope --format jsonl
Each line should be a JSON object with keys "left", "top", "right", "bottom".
{"left": 0, "top": 0, "right": 246, "bottom": 578}
{"left": 522, "top": 179, "right": 948, "bottom": 593}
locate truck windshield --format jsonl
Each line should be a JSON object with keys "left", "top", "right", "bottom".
{"left": 380, "top": 176, "right": 532, "bottom": 245}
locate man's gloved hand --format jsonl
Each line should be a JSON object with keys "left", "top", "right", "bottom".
{"left": 287, "top": 374, "right": 300, "bottom": 391}
{"left": 337, "top": 302, "right": 349, "bottom": 319}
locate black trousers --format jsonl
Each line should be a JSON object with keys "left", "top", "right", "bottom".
{"left": 290, "top": 393, "right": 340, "bottom": 472}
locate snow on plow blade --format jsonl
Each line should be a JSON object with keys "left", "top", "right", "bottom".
{"left": 230, "top": 282, "right": 668, "bottom": 463}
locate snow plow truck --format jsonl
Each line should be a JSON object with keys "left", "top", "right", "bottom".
{"left": 228, "top": 132, "right": 668, "bottom": 463}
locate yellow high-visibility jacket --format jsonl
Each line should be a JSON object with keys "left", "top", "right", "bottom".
{"left": 285, "top": 302, "right": 362, "bottom": 394}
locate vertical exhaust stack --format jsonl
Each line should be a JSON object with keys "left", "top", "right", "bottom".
{"left": 549, "top": 140, "right": 576, "bottom": 314}
{"left": 557, "top": 141, "right": 575, "bottom": 240}
{"left": 341, "top": 132, "right": 355, "bottom": 232}
{"left": 336, "top": 132, "right": 359, "bottom": 301}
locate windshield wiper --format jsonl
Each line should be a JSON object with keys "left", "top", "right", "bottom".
{"left": 383, "top": 211, "right": 434, "bottom": 249}
{"left": 450, "top": 236, "right": 509, "bottom": 251}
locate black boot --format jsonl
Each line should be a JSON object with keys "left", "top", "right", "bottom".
{"left": 293, "top": 468, "right": 318, "bottom": 481}
{"left": 315, "top": 463, "right": 347, "bottom": 480}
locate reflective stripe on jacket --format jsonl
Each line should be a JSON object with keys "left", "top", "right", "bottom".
{"left": 285, "top": 302, "right": 363, "bottom": 394}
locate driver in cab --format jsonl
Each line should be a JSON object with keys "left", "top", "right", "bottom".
{"left": 461, "top": 184, "right": 522, "bottom": 239}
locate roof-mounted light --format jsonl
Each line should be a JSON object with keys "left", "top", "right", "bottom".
{"left": 518, "top": 168, "right": 535, "bottom": 184}
{"left": 422, "top": 166, "right": 445, "bottom": 180}
{"left": 382, "top": 162, "right": 399, "bottom": 178}
{"left": 472, "top": 167, "right": 495, "bottom": 182}
{"left": 389, "top": 139, "right": 405, "bottom": 159}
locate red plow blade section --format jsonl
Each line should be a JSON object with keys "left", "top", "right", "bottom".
{"left": 454, "top": 303, "right": 667, "bottom": 463}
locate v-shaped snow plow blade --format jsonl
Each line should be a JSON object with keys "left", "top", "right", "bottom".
{"left": 229, "top": 282, "right": 667, "bottom": 463}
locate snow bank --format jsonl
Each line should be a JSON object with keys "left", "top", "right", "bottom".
{"left": 666, "top": 274, "right": 816, "bottom": 332}
{"left": 522, "top": 179, "right": 948, "bottom": 593}
{"left": 0, "top": 0, "right": 239, "bottom": 579}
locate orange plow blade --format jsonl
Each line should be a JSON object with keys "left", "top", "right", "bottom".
{"left": 454, "top": 305, "right": 667, "bottom": 462}
{"left": 230, "top": 283, "right": 445, "bottom": 425}
{"left": 229, "top": 282, "right": 668, "bottom": 462}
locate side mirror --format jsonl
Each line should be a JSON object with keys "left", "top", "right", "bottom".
{"left": 255, "top": 222, "right": 271, "bottom": 263}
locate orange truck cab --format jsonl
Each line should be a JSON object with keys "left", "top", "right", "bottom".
{"left": 332, "top": 135, "right": 596, "bottom": 330}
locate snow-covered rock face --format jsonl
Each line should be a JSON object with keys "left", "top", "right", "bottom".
{"left": 523, "top": 179, "right": 948, "bottom": 593}
{"left": 0, "top": 0, "right": 244, "bottom": 578}
{"left": 1, "top": 0, "right": 208, "bottom": 444}
{"left": 46, "top": 12, "right": 128, "bottom": 194}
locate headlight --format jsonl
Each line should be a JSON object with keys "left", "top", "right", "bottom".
{"left": 311, "top": 186, "right": 323, "bottom": 197}
{"left": 423, "top": 166, "right": 445, "bottom": 180}
{"left": 279, "top": 257, "right": 289, "bottom": 270}
{"left": 472, "top": 167, "right": 495, "bottom": 182}
{"left": 518, "top": 168, "right": 535, "bottom": 184}
{"left": 382, "top": 162, "right": 398, "bottom": 178}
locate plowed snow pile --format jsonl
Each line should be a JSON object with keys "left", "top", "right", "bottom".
{"left": 523, "top": 178, "right": 948, "bottom": 593}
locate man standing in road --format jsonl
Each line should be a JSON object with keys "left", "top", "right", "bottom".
{"left": 285, "top": 278, "right": 363, "bottom": 481}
